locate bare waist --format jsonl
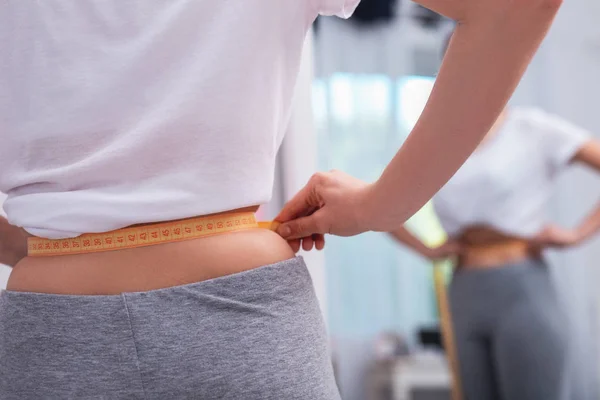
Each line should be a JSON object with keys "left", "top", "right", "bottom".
{"left": 455, "top": 226, "right": 539, "bottom": 269}
{"left": 7, "top": 206, "right": 294, "bottom": 295}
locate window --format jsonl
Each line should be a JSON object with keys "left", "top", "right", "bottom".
{"left": 314, "top": 73, "right": 448, "bottom": 339}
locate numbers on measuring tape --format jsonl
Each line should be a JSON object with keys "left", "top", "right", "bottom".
{"left": 27, "top": 212, "right": 269, "bottom": 257}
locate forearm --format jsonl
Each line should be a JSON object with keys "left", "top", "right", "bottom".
{"left": 365, "top": 0, "right": 561, "bottom": 231}
{"left": 388, "top": 226, "right": 432, "bottom": 258}
{"left": 576, "top": 201, "right": 600, "bottom": 244}
{"left": 0, "top": 217, "right": 28, "bottom": 267}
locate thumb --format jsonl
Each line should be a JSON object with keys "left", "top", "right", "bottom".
{"left": 277, "top": 210, "right": 328, "bottom": 240}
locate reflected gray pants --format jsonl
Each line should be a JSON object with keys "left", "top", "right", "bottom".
{"left": 450, "top": 259, "right": 569, "bottom": 400}
{"left": 0, "top": 257, "right": 340, "bottom": 400}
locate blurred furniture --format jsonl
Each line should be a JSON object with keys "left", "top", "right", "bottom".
{"left": 365, "top": 261, "right": 462, "bottom": 400}
{"left": 393, "top": 352, "right": 451, "bottom": 400}
{"left": 367, "top": 352, "right": 451, "bottom": 400}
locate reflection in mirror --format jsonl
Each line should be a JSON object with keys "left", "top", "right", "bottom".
{"left": 313, "top": 9, "right": 600, "bottom": 400}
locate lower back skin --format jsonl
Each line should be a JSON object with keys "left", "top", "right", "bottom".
{"left": 7, "top": 206, "right": 295, "bottom": 295}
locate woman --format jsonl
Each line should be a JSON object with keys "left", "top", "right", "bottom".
{"left": 390, "top": 106, "right": 600, "bottom": 399}
{"left": 0, "top": 0, "right": 561, "bottom": 398}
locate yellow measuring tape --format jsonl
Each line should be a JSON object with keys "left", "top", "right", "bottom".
{"left": 27, "top": 212, "right": 280, "bottom": 257}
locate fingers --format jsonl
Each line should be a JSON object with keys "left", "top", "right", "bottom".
{"left": 288, "top": 235, "right": 326, "bottom": 254}
{"left": 314, "top": 234, "right": 325, "bottom": 250}
{"left": 288, "top": 239, "right": 301, "bottom": 253}
{"left": 302, "top": 236, "right": 314, "bottom": 252}
{"left": 301, "top": 235, "right": 326, "bottom": 252}
{"left": 277, "top": 209, "right": 329, "bottom": 240}
{"left": 275, "top": 188, "right": 309, "bottom": 223}
{"left": 275, "top": 174, "right": 324, "bottom": 222}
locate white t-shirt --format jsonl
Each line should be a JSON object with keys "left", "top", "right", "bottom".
{"left": 433, "top": 108, "right": 592, "bottom": 238}
{"left": 0, "top": 0, "right": 360, "bottom": 239}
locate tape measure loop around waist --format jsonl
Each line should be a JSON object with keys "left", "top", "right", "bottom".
{"left": 28, "top": 213, "right": 280, "bottom": 257}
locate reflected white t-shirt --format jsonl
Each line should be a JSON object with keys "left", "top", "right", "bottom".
{"left": 0, "top": 0, "right": 360, "bottom": 239}
{"left": 433, "top": 108, "right": 592, "bottom": 238}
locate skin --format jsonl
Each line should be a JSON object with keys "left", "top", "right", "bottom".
{"left": 276, "top": 0, "right": 563, "bottom": 243}
{"left": 0, "top": 216, "right": 27, "bottom": 267}
{"left": 6, "top": 205, "right": 298, "bottom": 295}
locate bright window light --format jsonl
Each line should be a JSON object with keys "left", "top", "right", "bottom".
{"left": 397, "top": 76, "right": 435, "bottom": 131}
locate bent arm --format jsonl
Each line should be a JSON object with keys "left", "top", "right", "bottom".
{"left": 0, "top": 216, "right": 28, "bottom": 267}
{"left": 572, "top": 140, "right": 600, "bottom": 243}
{"left": 388, "top": 226, "right": 433, "bottom": 259}
{"left": 364, "top": 0, "right": 562, "bottom": 231}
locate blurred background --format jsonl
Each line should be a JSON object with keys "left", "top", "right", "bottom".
{"left": 264, "top": 0, "right": 600, "bottom": 398}
{"left": 1, "top": 0, "right": 599, "bottom": 399}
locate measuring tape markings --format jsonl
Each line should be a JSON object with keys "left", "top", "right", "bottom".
{"left": 28, "top": 213, "right": 280, "bottom": 257}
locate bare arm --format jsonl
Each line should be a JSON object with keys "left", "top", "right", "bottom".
{"left": 0, "top": 216, "right": 28, "bottom": 267}
{"left": 365, "top": 0, "right": 562, "bottom": 231}
{"left": 277, "top": 0, "right": 562, "bottom": 239}
{"left": 388, "top": 226, "right": 433, "bottom": 258}
{"left": 389, "top": 226, "right": 462, "bottom": 261}
{"left": 573, "top": 140, "right": 600, "bottom": 243}
{"left": 534, "top": 140, "right": 600, "bottom": 248}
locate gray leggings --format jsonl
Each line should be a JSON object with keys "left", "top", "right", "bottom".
{"left": 449, "top": 259, "right": 569, "bottom": 400}
{"left": 0, "top": 257, "right": 340, "bottom": 400}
